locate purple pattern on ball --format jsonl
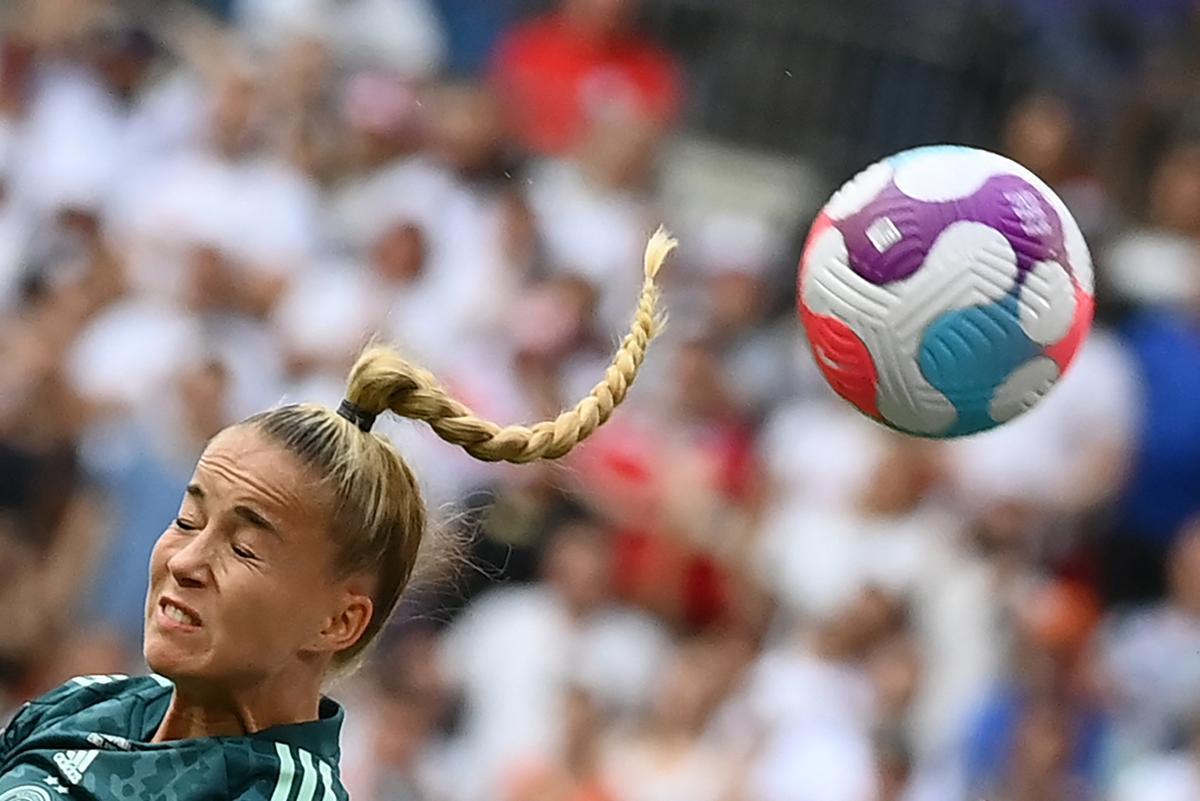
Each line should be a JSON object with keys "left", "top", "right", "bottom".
{"left": 835, "top": 173, "right": 1067, "bottom": 286}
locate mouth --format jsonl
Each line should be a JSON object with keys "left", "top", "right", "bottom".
{"left": 158, "top": 597, "right": 202, "bottom": 629}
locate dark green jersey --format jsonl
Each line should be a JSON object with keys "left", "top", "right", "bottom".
{"left": 0, "top": 674, "right": 349, "bottom": 801}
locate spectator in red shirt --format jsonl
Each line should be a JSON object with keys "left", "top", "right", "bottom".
{"left": 491, "top": 0, "right": 682, "bottom": 156}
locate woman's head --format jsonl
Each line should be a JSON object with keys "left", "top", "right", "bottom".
{"left": 144, "top": 228, "right": 676, "bottom": 689}
{"left": 143, "top": 408, "right": 423, "bottom": 687}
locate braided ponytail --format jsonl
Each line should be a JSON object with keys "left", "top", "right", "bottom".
{"left": 344, "top": 227, "right": 676, "bottom": 463}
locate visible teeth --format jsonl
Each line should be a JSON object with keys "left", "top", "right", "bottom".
{"left": 164, "top": 603, "right": 198, "bottom": 625}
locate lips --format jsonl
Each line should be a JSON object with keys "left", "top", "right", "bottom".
{"left": 158, "top": 596, "right": 202, "bottom": 628}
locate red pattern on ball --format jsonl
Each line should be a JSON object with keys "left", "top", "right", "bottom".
{"left": 798, "top": 210, "right": 880, "bottom": 417}
{"left": 799, "top": 212, "right": 834, "bottom": 280}
{"left": 1045, "top": 282, "right": 1094, "bottom": 372}
{"left": 800, "top": 304, "right": 881, "bottom": 418}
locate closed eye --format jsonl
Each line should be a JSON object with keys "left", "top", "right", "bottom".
{"left": 231, "top": 544, "right": 257, "bottom": 560}
{"left": 174, "top": 518, "right": 199, "bottom": 532}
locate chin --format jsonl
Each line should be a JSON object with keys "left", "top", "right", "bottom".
{"left": 143, "top": 633, "right": 206, "bottom": 680}
{"left": 143, "top": 641, "right": 184, "bottom": 678}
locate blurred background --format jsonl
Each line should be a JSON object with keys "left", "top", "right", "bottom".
{"left": 1, "top": 0, "right": 1199, "bottom": 799}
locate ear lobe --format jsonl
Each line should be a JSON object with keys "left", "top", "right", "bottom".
{"left": 315, "top": 592, "right": 374, "bottom": 655}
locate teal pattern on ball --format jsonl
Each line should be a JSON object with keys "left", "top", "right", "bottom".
{"left": 917, "top": 293, "right": 1041, "bottom": 437}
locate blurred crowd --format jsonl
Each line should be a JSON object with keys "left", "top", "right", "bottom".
{"left": 1, "top": 0, "right": 1199, "bottom": 800}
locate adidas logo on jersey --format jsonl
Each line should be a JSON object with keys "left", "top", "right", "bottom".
{"left": 52, "top": 750, "right": 98, "bottom": 785}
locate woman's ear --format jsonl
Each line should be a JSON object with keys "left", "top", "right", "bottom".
{"left": 312, "top": 588, "right": 374, "bottom": 655}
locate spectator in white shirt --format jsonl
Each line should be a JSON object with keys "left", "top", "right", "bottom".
{"left": 1098, "top": 517, "right": 1200, "bottom": 761}
{"left": 438, "top": 519, "right": 670, "bottom": 801}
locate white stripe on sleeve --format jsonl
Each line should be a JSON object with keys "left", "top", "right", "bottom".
{"left": 317, "top": 759, "right": 336, "bottom": 801}
{"left": 295, "top": 749, "right": 318, "bottom": 801}
{"left": 268, "top": 743, "right": 296, "bottom": 801}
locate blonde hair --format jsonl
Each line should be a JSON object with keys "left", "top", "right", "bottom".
{"left": 244, "top": 228, "right": 675, "bottom": 669}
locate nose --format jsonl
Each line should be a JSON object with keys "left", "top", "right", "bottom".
{"left": 165, "top": 529, "right": 215, "bottom": 590}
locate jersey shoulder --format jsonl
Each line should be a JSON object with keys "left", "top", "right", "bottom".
{"left": 27, "top": 673, "right": 171, "bottom": 721}
{"left": 2, "top": 674, "right": 171, "bottom": 752}
{"left": 3, "top": 676, "right": 351, "bottom": 801}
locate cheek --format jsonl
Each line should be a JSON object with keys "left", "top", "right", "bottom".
{"left": 220, "top": 564, "right": 328, "bottom": 653}
{"left": 147, "top": 532, "right": 174, "bottom": 586}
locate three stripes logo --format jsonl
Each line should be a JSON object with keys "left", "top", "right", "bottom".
{"left": 269, "top": 744, "right": 339, "bottom": 801}
{"left": 52, "top": 749, "right": 99, "bottom": 785}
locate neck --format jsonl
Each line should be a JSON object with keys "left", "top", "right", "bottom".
{"left": 152, "top": 671, "right": 323, "bottom": 741}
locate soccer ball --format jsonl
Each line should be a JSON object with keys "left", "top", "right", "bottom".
{"left": 797, "top": 145, "right": 1094, "bottom": 438}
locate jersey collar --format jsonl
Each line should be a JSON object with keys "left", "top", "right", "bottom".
{"left": 138, "top": 680, "right": 345, "bottom": 763}
{"left": 247, "top": 696, "right": 344, "bottom": 763}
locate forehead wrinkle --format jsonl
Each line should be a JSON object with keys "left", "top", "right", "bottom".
{"left": 195, "top": 441, "right": 324, "bottom": 523}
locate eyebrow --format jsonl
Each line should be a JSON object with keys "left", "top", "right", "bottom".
{"left": 233, "top": 505, "right": 282, "bottom": 539}
{"left": 186, "top": 484, "right": 283, "bottom": 540}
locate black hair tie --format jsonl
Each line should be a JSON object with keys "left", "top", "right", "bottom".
{"left": 337, "top": 399, "right": 377, "bottom": 433}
